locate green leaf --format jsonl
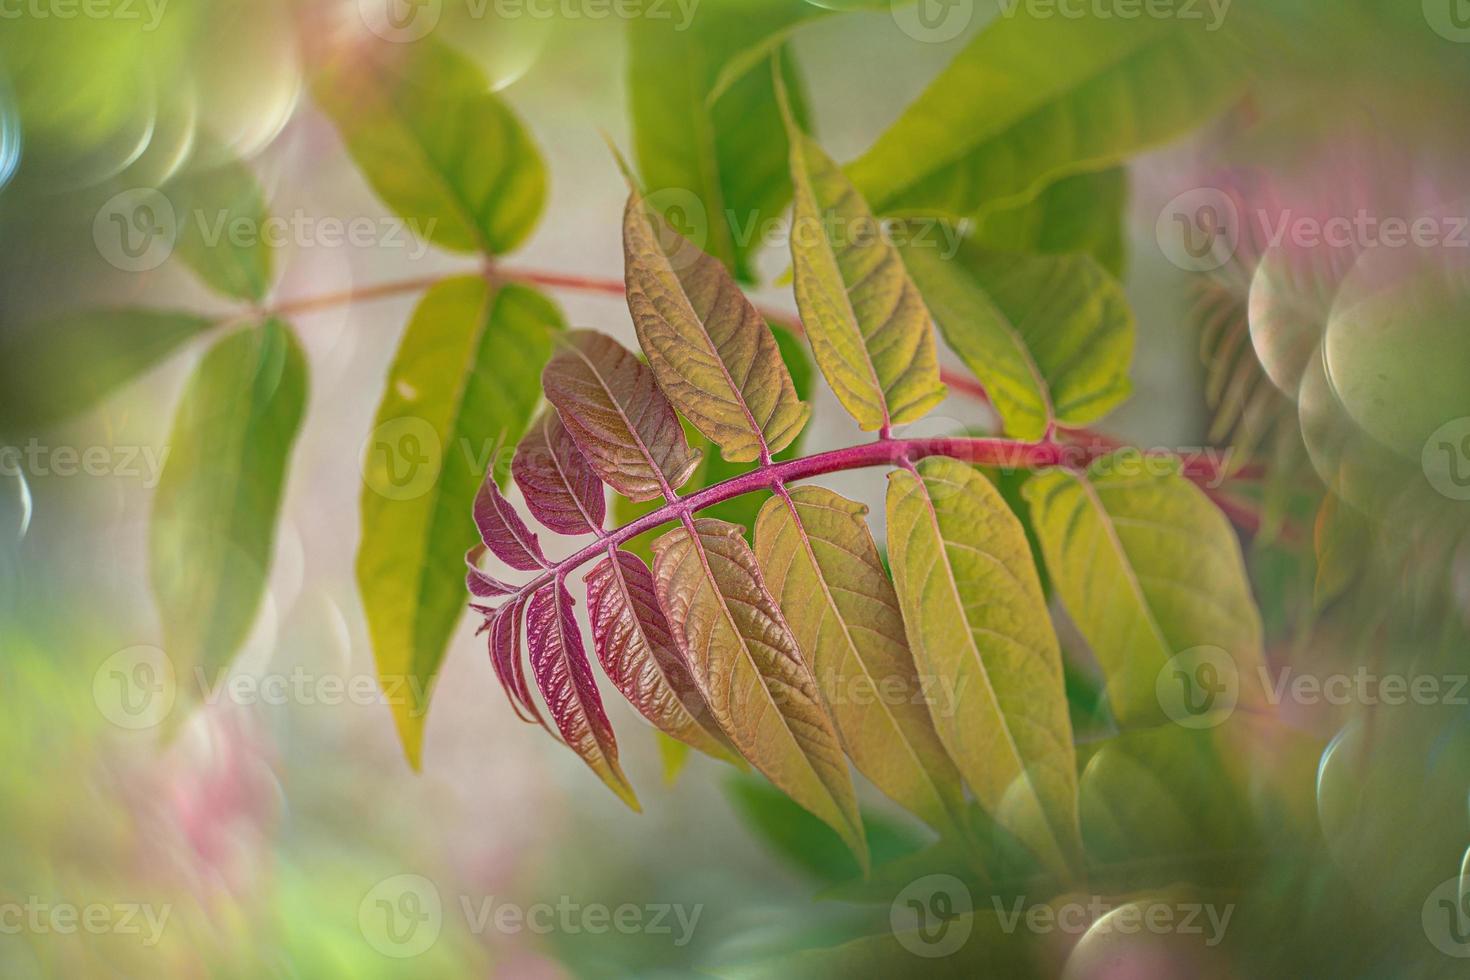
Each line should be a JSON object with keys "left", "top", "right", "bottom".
{"left": 627, "top": 0, "right": 812, "bottom": 280}
{"left": 622, "top": 185, "right": 809, "bottom": 461}
{"left": 165, "top": 146, "right": 273, "bottom": 302}
{"left": 356, "top": 277, "right": 560, "bottom": 767}
{"left": 902, "top": 241, "right": 1134, "bottom": 441}
{"left": 754, "top": 486, "right": 966, "bottom": 834}
{"left": 886, "top": 457, "right": 1080, "bottom": 874}
{"left": 1022, "top": 453, "right": 1266, "bottom": 729}
{"left": 0, "top": 309, "right": 211, "bottom": 431}
{"left": 782, "top": 99, "right": 947, "bottom": 431}
{"left": 968, "top": 167, "right": 1129, "bottom": 278}
{"left": 849, "top": 14, "right": 1243, "bottom": 220}
{"left": 653, "top": 518, "right": 866, "bottom": 868}
{"left": 150, "top": 320, "right": 307, "bottom": 701}
{"left": 314, "top": 37, "right": 545, "bottom": 256}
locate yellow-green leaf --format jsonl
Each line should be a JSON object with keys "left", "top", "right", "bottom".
{"left": 623, "top": 187, "right": 809, "bottom": 462}
{"left": 357, "top": 277, "right": 560, "bottom": 767}
{"left": 754, "top": 486, "right": 965, "bottom": 834}
{"left": 849, "top": 13, "right": 1243, "bottom": 221}
{"left": 166, "top": 144, "right": 274, "bottom": 303}
{"left": 1022, "top": 453, "right": 1266, "bottom": 729}
{"left": 783, "top": 106, "right": 946, "bottom": 431}
{"left": 886, "top": 457, "right": 1080, "bottom": 874}
{"left": 653, "top": 518, "right": 865, "bottom": 867}
{"left": 150, "top": 320, "right": 306, "bottom": 700}
{"left": 969, "top": 167, "right": 1129, "bottom": 278}
{"left": 903, "top": 241, "right": 1133, "bottom": 441}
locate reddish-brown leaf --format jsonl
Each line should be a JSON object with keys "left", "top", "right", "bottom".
{"left": 486, "top": 597, "right": 543, "bottom": 728}
{"left": 512, "top": 410, "right": 606, "bottom": 536}
{"left": 472, "top": 470, "right": 549, "bottom": 571}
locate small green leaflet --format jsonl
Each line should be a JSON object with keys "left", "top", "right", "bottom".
{"left": 150, "top": 320, "right": 307, "bottom": 706}
{"left": 849, "top": 13, "right": 1243, "bottom": 220}
{"left": 886, "top": 457, "right": 1080, "bottom": 874}
{"left": 902, "top": 240, "right": 1134, "bottom": 441}
{"left": 1023, "top": 453, "right": 1266, "bottom": 728}
{"left": 357, "top": 277, "right": 560, "bottom": 767}
{"left": 165, "top": 144, "right": 274, "bottom": 303}
{"left": 314, "top": 37, "right": 545, "bottom": 256}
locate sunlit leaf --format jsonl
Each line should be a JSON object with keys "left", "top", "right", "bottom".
{"left": 903, "top": 241, "right": 1133, "bottom": 441}
{"left": 165, "top": 145, "right": 273, "bottom": 302}
{"left": 541, "top": 330, "right": 701, "bottom": 502}
{"left": 150, "top": 319, "right": 306, "bottom": 701}
{"left": 1023, "top": 453, "right": 1266, "bottom": 728}
{"left": 627, "top": 0, "right": 812, "bottom": 279}
{"left": 782, "top": 99, "right": 946, "bottom": 432}
{"left": 314, "top": 36, "right": 545, "bottom": 255}
{"left": 512, "top": 410, "right": 605, "bottom": 536}
{"left": 585, "top": 550, "right": 738, "bottom": 764}
{"left": 849, "top": 14, "right": 1243, "bottom": 220}
{"left": 527, "top": 581, "right": 640, "bottom": 810}
{"left": 754, "top": 486, "right": 966, "bottom": 834}
{"left": 623, "top": 187, "right": 809, "bottom": 461}
{"left": 0, "top": 309, "right": 211, "bottom": 431}
{"left": 357, "top": 277, "right": 560, "bottom": 767}
{"left": 653, "top": 517, "right": 865, "bottom": 866}
{"left": 886, "top": 457, "right": 1080, "bottom": 874}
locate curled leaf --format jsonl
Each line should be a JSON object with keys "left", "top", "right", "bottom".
{"left": 542, "top": 330, "right": 701, "bottom": 502}
{"left": 487, "top": 597, "right": 543, "bottom": 728}
{"left": 585, "top": 550, "right": 738, "bottom": 765}
{"left": 526, "top": 582, "right": 640, "bottom": 810}
{"left": 465, "top": 548, "right": 518, "bottom": 598}
{"left": 473, "top": 470, "right": 549, "bottom": 572}
{"left": 513, "top": 410, "right": 606, "bottom": 536}
{"left": 653, "top": 518, "right": 864, "bottom": 867}
{"left": 623, "top": 189, "right": 809, "bottom": 462}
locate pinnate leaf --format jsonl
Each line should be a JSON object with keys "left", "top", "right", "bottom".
{"left": 903, "top": 241, "right": 1134, "bottom": 441}
{"left": 1022, "top": 453, "right": 1265, "bottom": 728}
{"left": 541, "top": 330, "right": 700, "bottom": 502}
{"left": 150, "top": 320, "right": 307, "bottom": 700}
{"left": 653, "top": 518, "right": 864, "bottom": 866}
{"left": 623, "top": 188, "right": 809, "bottom": 462}
{"left": 314, "top": 36, "right": 545, "bottom": 255}
{"left": 357, "top": 277, "right": 559, "bottom": 767}
{"left": 886, "top": 457, "right": 1080, "bottom": 874}
{"left": 486, "top": 596, "right": 543, "bottom": 728}
{"left": 473, "top": 472, "right": 549, "bottom": 572}
{"left": 512, "top": 410, "right": 605, "bottom": 536}
{"left": 783, "top": 109, "right": 946, "bottom": 431}
{"left": 585, "top": 550, "right": 737, "bottom": 765}
{"left": 526, "top": 582, "right": 640, "bottom": 810}
{"left": 754, "top": 486, "right": 965, "bottom": 834}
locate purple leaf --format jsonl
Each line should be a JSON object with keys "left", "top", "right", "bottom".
{"left": 585, "top": 551, "right": 739, "bottom": 765}
{"left": 512, "top": 409, "right": 606, "bottom": 535}
{"left": 473, "top": 470, "right": 549, "bottom": 572}
{"left": 486, "top": 598, "right": 544, "bottom": 728}
{"left": 466, "top": 548, "right": 519, "bottom": 598}
{"left": 526, "top": 582, "right": 641, "bottom": 810}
